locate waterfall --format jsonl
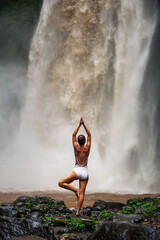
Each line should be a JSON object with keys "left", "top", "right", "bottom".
{"left": 0, "top": 0, "right": 159, "bottom": 193}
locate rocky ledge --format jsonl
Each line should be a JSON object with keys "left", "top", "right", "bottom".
{"left": 0, "top": 196, "right": 160, "bottom": 240}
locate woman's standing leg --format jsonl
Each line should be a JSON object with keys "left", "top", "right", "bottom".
{"left": 76, "top": 176, "right": 88, "bottom": 216}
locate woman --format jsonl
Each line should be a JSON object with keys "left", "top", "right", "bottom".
{"left": 58, "top": 117, "right": 91, "bottom": 216}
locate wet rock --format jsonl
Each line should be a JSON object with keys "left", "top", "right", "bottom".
{"left": 70, "top": 208, "right": 76, "bottom": 215}
{"left": 121, "top": 206, "right": 134, "bottom": 213}
{"left": 57, "top": 227, "right": 70, "bottom": 234}
{"left": 0, "top": 215, "right": 55, "bottom": 240}
{"left": 14, "top": 202, "right": 25, "bottom": 208}
{"left": 56, "top": 205, "right": 66, "bottom": 213}
{"left": 26, "top": 212, "right": 42, "bottom": 222}
{"left": 30, "top": 196, "right": 52, "bottom": 205}
{"left": 114, "top": 213, "right": 143, "bottom": 223}
{"left": 17, "top": 207, "right": 26, "bottom": 217}
{"left": 134, "top": 217, "right": 143, "bottom": 223}
{"left": 156, "top": 203, "right": 160, "bottom": 211}
{"left": 149, "top": 212, "right": 160, "bottom": 224}
{"left": 105, "top": 202, "right": 125, "bottom": 211}
{"left": 91, "top": 211, "right": 101, "bottom": 219}
{"left": 61, "top": 233, "right": 81, "bottom": 240}
{"left": 92, "top": 200, "right": 106, "bottom": 211}
{"left": 136, "top": 208, "right": 148, "bottom": 214}
{"left": 44, "top": 213, "right": 53, "bottom": 218}
{"left": 33, "top": 204, "right": 50, "bottom": 213}
{"left": 88, "top": 221, "right": 160, "bottom": 240}
{"left": 143, "top": 197, "right": 155, "bottom": 204}
{"left": 80, "top": 206, "right": 92, "bottom": 216}
{"left": 1, "top": 203, "right": 11, "bottom": 207}
{"left": 53, "top": 219, "right": 66, "bottom": 227}
{"left": 12, "top": 196, "right": 31, "bottom": 206}
{"left": 92, "top": 200, "right": 125, "bottom": 211}
{"left": 0, "top": 206, "right": 18, "bottom": 217}
{"left": 9, "top": 236, "right": 45, "bottom": 240}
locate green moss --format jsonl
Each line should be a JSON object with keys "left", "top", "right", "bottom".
{"left": 20, "top": 214, "right": 26, "bottom": 219}
{"left": 135, "top": 206, "right": 157, "bottom": 216}
{"left": 99, "top": 210, "right": 113, "bottom": 220}
{"left": 128, "top": 198, "right": 143, "bottom": 209}
{"left": 40, "top": 216, "right": 55, "bottom": 226}
{"left": 141, "top": 202, "right": 154, "bottom": 208}
{"left": 25, "top": 200, "right": 36, "bottom": 212}
{"left": 119, "top": 197, "right": 159, "bottom": 216}
{"left": 65, "top": 218, "right": 86, "bottom": 232}
{"left": 153, "top": 197, "right": 160, "bottom": 202}
{"left": 118, "top": 208, "right": 134, "bottom": 215}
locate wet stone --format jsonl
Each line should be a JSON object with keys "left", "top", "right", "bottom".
{"left": 91, "top": 211, "right": 101, "bottom": 219}
{"left": 30, "top": 196, "right": 52, "bottom": 205}
{"left": 26, "top": 212, "right": 42, "bottom": 222}
{"left": 1, "top": 203, "right": 11, "bottom": 207}
{"left": 0, "top": 206, "right": 18, "bottom": 217}
{"left": 12, "top": 196, "right": 31, "bottom": 205}
{"left": 121, "top": 206, "right": 134, "bottom": 213}
{"left": 57, "top": 227, "right": 70, "bottom": 234}
{"left": 134, "top": 217, "right": 143, "bottom": 223}
{"left": 92, "top": 200, "right": 107, "bottom": 211}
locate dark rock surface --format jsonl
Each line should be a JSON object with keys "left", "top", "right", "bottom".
{"left": 0, "top": 196, "right": 159, "bottom": 240}
{"left": 92, "top": 200, "right": 125, "bottom": 211}
{"left": 0, "top": 216, "right": 54, "bottom": 240}
{"left": 88, "top": 221, "right": 160, "bottom": 240}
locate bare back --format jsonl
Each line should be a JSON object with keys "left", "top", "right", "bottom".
{"left": 74, "top": 146, "right": 90, "bottom": 166}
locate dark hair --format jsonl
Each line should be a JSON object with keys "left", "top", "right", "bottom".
{"left": 78, "top": 135, "right": 86, "bottom": 146}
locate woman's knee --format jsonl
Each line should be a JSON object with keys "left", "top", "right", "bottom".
{"left": 58, "top": 180, "right": 63, "bottom": 187}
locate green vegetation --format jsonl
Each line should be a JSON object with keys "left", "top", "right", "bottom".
{"left": 25, "top": 200, "right": 36, "bottom": 212}
{"left": 141, "top": 202, "right": 154, "bottom": 208}
{"left": 40, "top": 216, "right": 55, "bottom": 226}
{"left": 99, "top": 210, "right": 113, "bottom": 220}
{"left": 135, "top": 206, "right": 157, "bottom": 216}
{"left": 65, "top": 218, "right": 86, "bottom": 232}
{"left": 64, "top": 217, "right": 100, "bottom": 231}
{"left": 128, "top": 198, "right": 143, "bottom": 209}
{"left": 118, "top": 208, "right": 134, "bottom": 215}
{"left": 119, "top": 197, "right": 159, "bottom": 216}
{"left": 153, "top": 197, "right": 160, "bottom": 202}
{"left": 20, "top": 214, "right": 26, "bottom": 220}
{"left": 40, "top": 216, "right": 100, "bottom": 231}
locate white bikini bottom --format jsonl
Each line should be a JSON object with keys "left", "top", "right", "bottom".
{"left": 73, "top": 167, "right": 88, "bottom": 180}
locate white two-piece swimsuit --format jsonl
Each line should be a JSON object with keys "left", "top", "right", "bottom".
{"left": 73, "top": 155, "right": 88, "bottom": 180}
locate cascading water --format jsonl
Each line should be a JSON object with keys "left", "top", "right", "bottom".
{"left": 0, "top": 0, "right": 159, "bottom": 193}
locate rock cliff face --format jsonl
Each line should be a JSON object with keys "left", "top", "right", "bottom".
{"left": 0, "top": 0, "right": 43, "bottom": 64}
{"left": 0, "top": 196, "right": 160, "bottom": 240}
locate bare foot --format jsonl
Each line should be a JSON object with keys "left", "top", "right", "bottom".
{"left": 76, "top": 211, "right": 80, "bottom": 216}
{"left": 75, "top": 189, "right": 79, "bottom": 200}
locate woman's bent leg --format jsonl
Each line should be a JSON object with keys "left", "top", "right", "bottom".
{"left": 58, "top": 171, "right": 79, "bottom": 195}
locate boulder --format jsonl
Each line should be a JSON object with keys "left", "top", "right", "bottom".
{"left": 30, "top": 196, "right": 53, "bottom": 205}
{"left": 114, "top": 213, "right": 143, "bottom": 224}
{"left": 80, "top": 206, "right": 92, "bottom": 216}
{"left": 88, "top": 221, "right": 160, "bottom": 240}
{"left": 121, "top": 206, "right": 134, "bottom": 214}
{"left": 0, "top": 216, "right": 55, "bottom": 240}
{"left": 105, "top": 202, "right": 125, "bottom": 211}
{"left": 0, "top": 206, "right": 18, "bottom": 217}
{"left": 92, "top": 200, "right": 107, "bottom": 211}
{"left": 26, "top": 212, "right": 42, "bottom": 222}
{"left": 12, "top": 196, "right": 31, "bottom": 206}
{"left": 92, "top": 200, "right": 125, "bottom": 211}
